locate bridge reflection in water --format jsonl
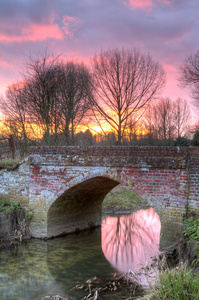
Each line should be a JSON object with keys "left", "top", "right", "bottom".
{"left": 102, "top": 207, "right": 161, "bottom": 284}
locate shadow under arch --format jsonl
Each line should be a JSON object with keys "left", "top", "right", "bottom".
{"left": 47, "top": 176, "right": 119, "bottom": 238}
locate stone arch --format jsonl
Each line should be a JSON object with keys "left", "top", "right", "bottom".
{"left": 47, "top": 175, "right": 120, "bottom": 238}
{"left": 51, "top": 168, "right": 124, "bottom": 201}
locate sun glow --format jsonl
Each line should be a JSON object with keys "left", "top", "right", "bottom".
{"left": 0, "top": 118, "right": 148, "bottom": 141}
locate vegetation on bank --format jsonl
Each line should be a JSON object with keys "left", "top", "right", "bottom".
{"left": 151, "top": 263, "right": 199, "bottom": 300}
{"left": 102, "top": 185, "right": 148, "bottom": 213}
{"left": 0, "top": 158, "right": 21, "bottom": 171}
{"left": 0, "top": 199, "right": 20, "bottom": 212}
{"left": 183, "top": 218, "right": 199, "bottom": 267}
{"left": 0, "top": 158, "right": 20, "bottom": 167}
{"left": 0, "top": 199, "right": 33, "bottom": 220}
{"left": 147, "top": 218, "right": 199, "bottom": 300}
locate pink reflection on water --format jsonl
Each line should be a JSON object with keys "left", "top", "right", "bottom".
{"left": 101, "top": 208, "right": 161, "bottom": 283}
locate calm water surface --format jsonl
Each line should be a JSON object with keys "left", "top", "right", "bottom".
{"left": 0, "top": 208, "right": 162, "bottom": 300}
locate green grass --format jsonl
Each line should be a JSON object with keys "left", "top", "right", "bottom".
{"left": 151, "top": 264, "right": 199, "bottom": 300}
{"left": 102, "top": 185, "right": 148, "bottom": 213}
{"left": 183, "top": 218, "right": 199, "bottom": 267}
{"left": 0, "top": 158, "right": 20, "bottom": 167}
{"left": 0, "top": 199, "right": 20, "bottom": 212}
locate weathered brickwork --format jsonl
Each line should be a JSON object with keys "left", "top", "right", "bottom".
{"left": 0, "top": 146, "right": 198, "bottom": 238}
{"left": 0, "top": 159, "right": 29, "bottom": 208}
{"left": 187, "top": 147, "right": 199, "bottom": 214}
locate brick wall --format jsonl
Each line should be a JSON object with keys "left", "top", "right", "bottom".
{"left": 0, "top": 159, "right": 29, "bottom": 208}
{"left": 0, "top": 146, "right": 198, "bottom": 238}
{"left": 188, "top": 147, "right": 199, "bottom": 213}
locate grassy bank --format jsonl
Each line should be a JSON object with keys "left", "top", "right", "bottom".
{"left": 142, "top": 217, "right": 199, "bottom": 300}
{"left": 0, "top": 158, "right": 20, "bottom": 167}
{"left": 183, "top": 218, "right": 199, "bottom": 267}
{"left": 150, "top": 263, "right": 199, "bottom": 300}
{"left": 102, "top": 184, "right": 148, "bottom": 213}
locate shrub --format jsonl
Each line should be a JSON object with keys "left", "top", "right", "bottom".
{"left": 174, "top": 136, "right": 190, "bottom": 146}
{"left": 192, "top": 130, "right": 199, "bottom": 146}
{"left": 183, "top": 218, "right": 199, "bottom": 267}
{"left": 152, "top": 264, "right": 199, "bottom": 300}
{"left": 0, "top": 199, "right": 20, "bottom": 212}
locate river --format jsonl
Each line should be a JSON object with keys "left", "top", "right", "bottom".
{"left": 0, "top": 207, "right": 181, "bottom": 300}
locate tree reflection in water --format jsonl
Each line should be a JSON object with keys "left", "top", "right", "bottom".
{"left": 101, "top": 207, "right": 161, "bottom": 284}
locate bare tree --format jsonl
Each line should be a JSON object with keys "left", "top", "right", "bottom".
{"left": 144, "top": 97, "right": 190, "bottom": 145}
{"left": 155, "top": 98, "right": 176, "bottom": 145}
{"left": 89, "top": 48, "right": 166, "bottom": 144}
{"left": 0, "top": 83, "right": 30, "bottom": 154}
{"left": 143, "top": 104, "right": 160, "bottom": 144}
{"left": 174, "top": 98, "right": 190, "bottom": 138}
{"left": 179, "top": 50, "right": 199, "bottom": 114}
{"left": 22, "top": 53, "right": 60, "bottom": 145}
{"left": 58, "top": 61, "right": 93, "bottom": 145}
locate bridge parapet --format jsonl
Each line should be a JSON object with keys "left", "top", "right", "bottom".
{"left": 29, "top": 146, "right": 188, "bottom": 169}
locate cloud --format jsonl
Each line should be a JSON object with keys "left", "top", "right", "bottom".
{"left": 124, "top": 0, "right": 154, "bottom": 10}
{"left": 125, "top": 0, "right": 174, "bottom": 10}
{"left": 0, "top": 9, "right": 83, "bottom": 43}
{"left": 0, "top": 12, "right": 63, "bottom": 43}
{"left": 62, "top": 15, "right": 83, "bottom": 38}
{"left": 0, "top": 24, "right": 63, "bottom": 43}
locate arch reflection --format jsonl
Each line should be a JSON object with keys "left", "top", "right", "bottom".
{"left": 102, "top": 208, "right": 161, "bottom": 276}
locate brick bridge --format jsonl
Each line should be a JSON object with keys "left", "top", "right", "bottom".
{"left": 0, "top": 146, "right": 198, "bottom": 239}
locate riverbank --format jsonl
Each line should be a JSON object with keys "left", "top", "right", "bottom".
{"left": 102, "top": 184, "right": 148, "bottom": 214}
{"left": 0, "top": 199, "right": 31, "bottom": 241}
{"left": 137, "top": 216, "right": 199, "bottom": 300}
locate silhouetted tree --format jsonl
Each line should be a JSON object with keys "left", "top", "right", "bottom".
{"left": 179, "top": 50, "right": 199, "bottom": 114}
{"left": 174, "top": 98, "right": 190, "bottom": 138}
{"left": 23, "top": 53, "right": 60, "bottom": 145}
{"left": 90, "top": 48, "right": 166, "bottom": 144}
{"left": 0, "top": 83, "right": 30, "bottom": 154}
{"left": 58, "top": 61, "right": 93, "bottom": 145}
{"left": 144, "top": 97, "right": 190, "bottom": 145}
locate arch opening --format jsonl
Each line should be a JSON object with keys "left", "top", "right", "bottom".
{"left": 47, "top": 176, "right": 119, "bottom": 238}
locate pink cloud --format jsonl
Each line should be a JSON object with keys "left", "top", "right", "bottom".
{"left": 62, "top": 15, "right": 83, "bottom": 38}
{"left": 164, "top": 63, "right": 177, "bottom": 73}
{"left": 0, "top": 13, "right": 83, "bottom": 43}
{"left": 0, "top": 23, "right": 63, "bottom": 43}
{"left": 125, "top": 0, "right": 154, "bottom": 10}
{"left": 125, "top": 0, "right": 173, "bottom": 10}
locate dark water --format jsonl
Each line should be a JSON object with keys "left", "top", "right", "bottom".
{"left": 0, "top": 208, "right": 168, "bottom": 300}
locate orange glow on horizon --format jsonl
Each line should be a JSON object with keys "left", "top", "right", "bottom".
{"left": 0, "top": 118, "right": 149, "bottom": 140}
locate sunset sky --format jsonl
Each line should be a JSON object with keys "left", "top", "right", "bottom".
{"left": 0, "top": 0, "right": 198, "bottom": 122}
